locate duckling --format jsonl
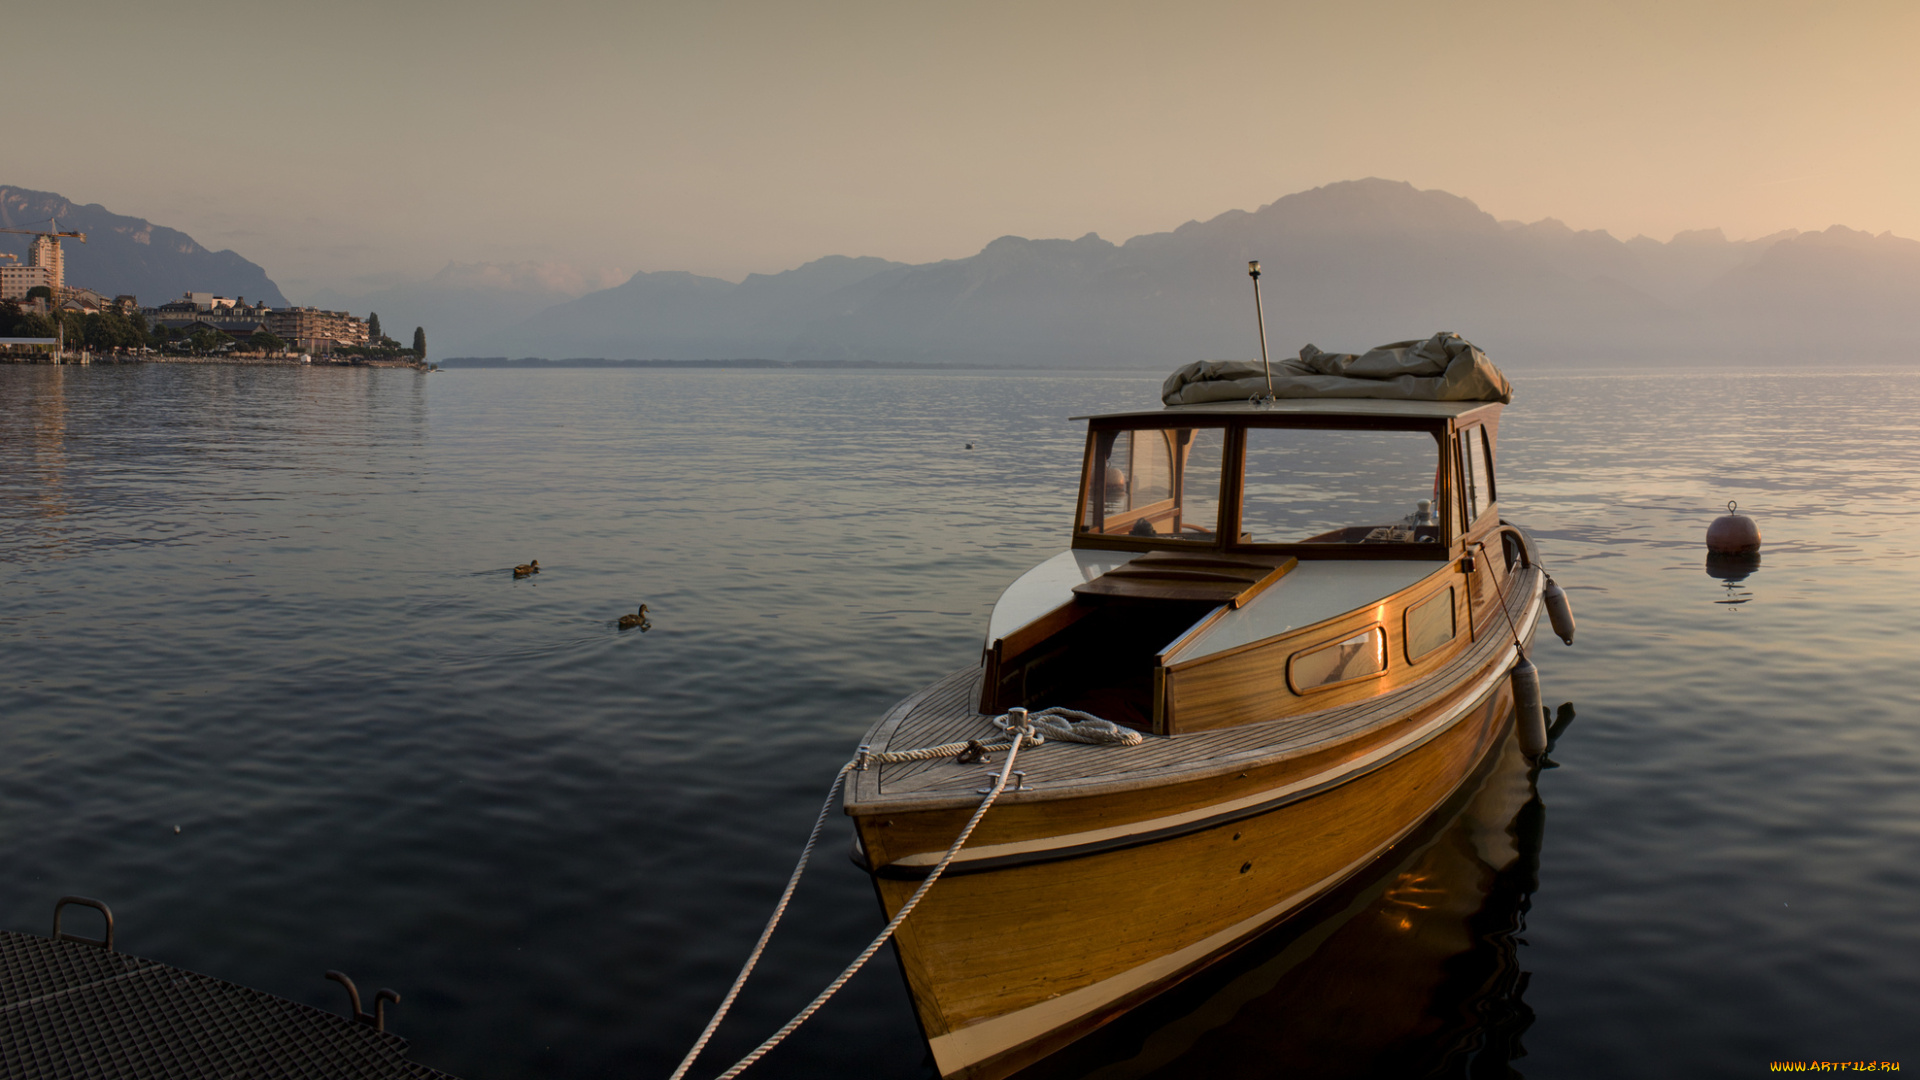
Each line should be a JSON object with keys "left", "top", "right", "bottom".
{"left": 618, "top": 604, "right": 652, "bottom": 630}
{"left": 513, "top": 560, "right": 540, "bottom": 578}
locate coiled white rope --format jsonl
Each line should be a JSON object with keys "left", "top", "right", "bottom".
{"left": 995, "top": 706, "right": 1143, "bottom": 747}
{"left": 668, "top": 705, "right": 1134, "bottom": 1079}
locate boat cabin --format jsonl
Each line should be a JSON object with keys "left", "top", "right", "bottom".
{"left": 981, "top": 398, "right": 1516, "bottom": 734}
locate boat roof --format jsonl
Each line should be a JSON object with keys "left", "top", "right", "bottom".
{"left": 1072, "top": 398, "right": 1499, "bottom": 422}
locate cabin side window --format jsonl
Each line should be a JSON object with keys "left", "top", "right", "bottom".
{"left": 1288, "top": 626, "right": 1387, "bottom": 693}
{"left": 1458, "top": 427, "right": 1494, "bottom": 525}
{"left": 1079, "top": 425, "right": 1224, "bottom": 540}
{"left": 1239, "top": 427, "right": 1445, "bottom": 545}
{"left": 1404, "top": 586, "right": 1456, "bottom": 662}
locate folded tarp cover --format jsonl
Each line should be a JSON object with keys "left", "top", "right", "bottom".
{"left": 1161, "top": 332, "right": 1513, "bottom": 406}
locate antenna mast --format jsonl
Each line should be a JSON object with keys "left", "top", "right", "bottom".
{"left": 1248, "top": 260, "right": 1273, "bottom": 398}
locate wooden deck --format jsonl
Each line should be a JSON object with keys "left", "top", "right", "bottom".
{"left": 851, "top": 564, "right": 1541, "bottom": 813}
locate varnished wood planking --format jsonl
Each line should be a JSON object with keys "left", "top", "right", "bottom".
{"left": 1072, "top": 553, "right": 1295, "bottom": 607}
{"left": 940, "top": 687, "right": 1518, "bottom": 1080}
{"left": 854, "top": 639, "right": 1514, "bottom": 873}
{"left": 1161, "top": 560, "right": 1475, "bottom": 733}
{"left": 858, "top": 565, "right": 1538, "bottom": 814}
{"left": 870, "top": 679, "right": 1510, "bottom": 1046}
{"left": 1461, "top": 519, "right": 1515, "bottom": 643}
{"left": 862, "top": 719, "right": 1405, "bottom": 871}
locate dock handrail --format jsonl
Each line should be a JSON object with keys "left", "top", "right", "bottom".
{"left": 52, "top": 896, "right": 114, "bottom": 952}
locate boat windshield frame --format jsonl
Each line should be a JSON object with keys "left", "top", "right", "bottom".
{"left": 1072, "top": 409, "right": 1490, "bottom": 560}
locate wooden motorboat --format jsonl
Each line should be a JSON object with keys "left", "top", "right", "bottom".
{"left": 845, "top": 387, "right": 1566, "bottom": 1080}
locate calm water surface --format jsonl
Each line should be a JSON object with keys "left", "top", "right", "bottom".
{"left": 2, "top": 363, "right": 1917, "bottom": 1078}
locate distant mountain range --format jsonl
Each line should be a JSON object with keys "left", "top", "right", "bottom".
{"left": 503, "top": 254, "right": 912, "bottom": 360}
{"left": 0, "top": 186, "right": 289, "bottom": 307}
{"left": 15, "top": 179, "right": 1917, "bottom": 367}
{"left": 471, "top": 179, "right": 1919, "bottom": 366}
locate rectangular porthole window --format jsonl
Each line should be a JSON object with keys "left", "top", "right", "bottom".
{"left": 1404, "top": 586, "right": 1456, "bottom": 663}
{"left": 1287, "top": 626, "right": 1387, "bottom": 694}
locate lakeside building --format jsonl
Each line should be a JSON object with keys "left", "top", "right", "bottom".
{"left": 0, "top": 236, "right": 64, "bottom": 301}
{"left": 0, "top": 263, "right": 55, "bottom": 300}
{"left": 8, "top": 258, "right": 383, "bottom": 358}
{"left": 54, "top": 287, "right": 112, "bottom": 315}
{"left": 31, "top": 235, "right": 62, "bottom": 287}
{"left": 142, "top": 295, "right": 367, "bottom": 354}
{"left": 146, "top": 295, "right": 277, "bottom": 337}
{"left": 262, "top": 307, "right": 369, "bottom": 355}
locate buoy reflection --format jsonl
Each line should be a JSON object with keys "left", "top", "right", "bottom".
{"left": 1705, "top": 551, "right": 1761, "bottom": 605}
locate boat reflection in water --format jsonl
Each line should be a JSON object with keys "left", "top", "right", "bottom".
{"left": 1015, "top": 704, "right": 1576, "bottom": 1080}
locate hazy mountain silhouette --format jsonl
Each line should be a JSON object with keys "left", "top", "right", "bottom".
{"left": 0, "top": 185, "right": 289, "bottom": 307}
{"left": 1694, "top": 226, "right": 1920, "bottom": 352}
{"left": 305, "top": 260, "right": 631, "bottom": 354}
{"left": 483, "top": 179, "right": 1920, "bottom": 367}
{"left": 502, "top": 255, "right": 909, "bottom": 359}
{"left": 20, "top": 177, "right": 1911, "bottom": 365}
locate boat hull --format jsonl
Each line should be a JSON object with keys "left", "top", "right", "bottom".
{"left": 860, "top": 661, "right": 1521, "bottom": 1079}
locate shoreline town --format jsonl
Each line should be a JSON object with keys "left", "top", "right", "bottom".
{"left": 0, "top": 225, "right": 426, "bottom": 368}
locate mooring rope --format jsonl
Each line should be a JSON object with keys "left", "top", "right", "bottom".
{"left": 664, "top": 762, "right": 854, "bottom": 1080}
{"left": 668, "top": 705, "right": 1137, "bottom": 1079}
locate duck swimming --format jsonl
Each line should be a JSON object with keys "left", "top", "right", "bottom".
{"left": 618, "top": 604, "right": 652, "bottom": 630}
{"left": 513, "top": 560, "right": 540, "bottom": 578}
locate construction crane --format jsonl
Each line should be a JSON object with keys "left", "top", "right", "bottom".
{"left": 0, "top": 219, "right": 88, "bottom": 244}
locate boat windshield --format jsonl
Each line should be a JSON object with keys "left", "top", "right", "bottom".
{"left": 1240, "top": 427, "right": 1445, "bottom": 545}
{"left": 1079, "top": 425, "right": 1226, "bottom": 541}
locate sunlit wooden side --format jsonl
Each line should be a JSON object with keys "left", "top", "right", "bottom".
{"left": 1160, "top": 561, "right": 1473, "bottom": 733}
{"left": 862, "top": 680, "right": 1512, "bottom": 1079}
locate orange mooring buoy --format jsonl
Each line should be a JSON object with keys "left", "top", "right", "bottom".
{"left": 1706, "top": 500, "right": 1761, "bottom": 554}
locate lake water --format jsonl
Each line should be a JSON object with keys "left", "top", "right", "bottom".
{"left": 3, "top": 363, "right": 1917, "bottom": 1078}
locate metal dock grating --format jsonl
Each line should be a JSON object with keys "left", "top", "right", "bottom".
{"left": 1, "top": 929, "right": 459, "bottom": 1080}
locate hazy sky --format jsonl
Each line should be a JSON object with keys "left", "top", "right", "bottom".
{"left": 10, "top": 0, "right": 1917, "bottom": 301}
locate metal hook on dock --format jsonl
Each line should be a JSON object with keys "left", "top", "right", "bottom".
{"left": 326, "top": 970, "right": 401, "bottom": 1032}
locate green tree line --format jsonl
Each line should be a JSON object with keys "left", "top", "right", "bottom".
{"left": 1, "top": 302, "right": 154, "bottom": 351}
